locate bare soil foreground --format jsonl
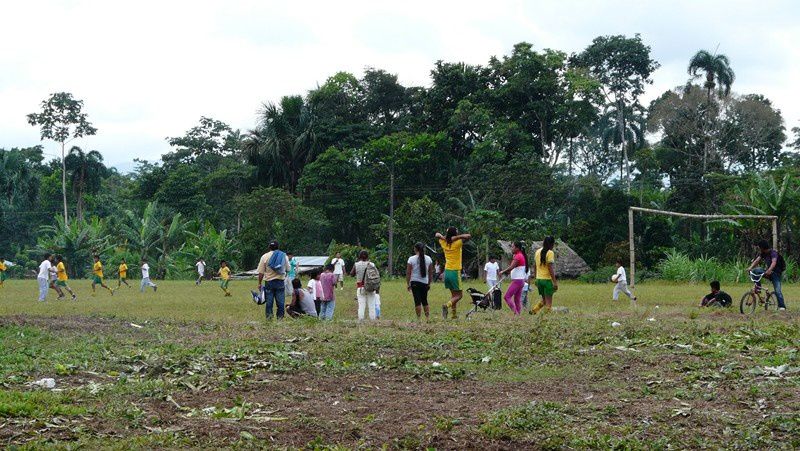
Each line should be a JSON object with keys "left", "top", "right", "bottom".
{"left": 1, "top": 281, "right": 799, "bottom": 449}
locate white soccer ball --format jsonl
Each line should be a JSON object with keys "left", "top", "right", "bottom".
{"left": 611, "top": 274, "right": 619, "bottom": 283}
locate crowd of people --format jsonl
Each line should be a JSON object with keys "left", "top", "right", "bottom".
{"left": 15, "top": 231, "right": 788, "bottom": 315}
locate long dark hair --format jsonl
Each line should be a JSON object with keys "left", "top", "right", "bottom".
{"left": 414, "top": 242, "right": 427, "bottom": 278}
{"left": 540, "top": 236, "right": 555, "bottom": 265}
{"left": 445, "top": 226, "right": 457, "bottom": 245}
{"left": 513, "top": 241, "right": 528, "bottom": 270}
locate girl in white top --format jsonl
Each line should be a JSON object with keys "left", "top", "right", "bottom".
{"left": 406, "top": 242, "right": 434, "bottom": 320}
{"left": 612, "top": 259, "right": 636, "bottom": 302}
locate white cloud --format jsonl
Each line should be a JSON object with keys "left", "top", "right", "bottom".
{"left": 1, "top": 0, "right": 798, "bottom": 169}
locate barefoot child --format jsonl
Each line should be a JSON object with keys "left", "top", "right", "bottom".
{"left": 218, "top": 260, "right": 232, "bottom": 297}
{"left": 91, "top": 255, "right": 114, "bottom": 296}
{"left": 54, "top": 255, "right": 77, "bottom": 300}
{"left": 117, "top": 258, "right": 131, "bottom": 289}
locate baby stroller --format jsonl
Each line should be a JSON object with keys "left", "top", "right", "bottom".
{"left": 465, "top": 279, "right": 504, "bottom": 319}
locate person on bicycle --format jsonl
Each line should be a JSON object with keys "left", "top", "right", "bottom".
{"left": 747, "top": 240, "right": 787, "bottom": 310}
{"left": 700, "top": 280, "right": 732, "bottom": 307}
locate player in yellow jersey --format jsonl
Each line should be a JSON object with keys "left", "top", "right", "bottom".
{"left": 116, "top": 258, "right": 131, "bottom": 289}
{"left": 0, "top": 256, "right": 6, "bottom": 288}
{"left": 91, "top": 255, "right": 114, "bottom": 296}
{"left": 54, "top": 255, "right": 77, "bottom": 300}
{"left": 218, "top": 260, "right": 232, "bottom": 297}
{"left": 435, "top": 226, "right": 472, "bottom": 319}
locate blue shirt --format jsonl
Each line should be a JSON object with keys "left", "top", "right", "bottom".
{"left": 288, "top": 258, "right": 298, "bottom": 278}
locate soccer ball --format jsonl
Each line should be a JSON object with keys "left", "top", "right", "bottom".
{"left": 611, "top": 274, "right": 619, "bottom": 283}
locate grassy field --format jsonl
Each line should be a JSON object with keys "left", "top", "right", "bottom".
{"left": 0, "top": 277, "right": 798, "bottom": 449}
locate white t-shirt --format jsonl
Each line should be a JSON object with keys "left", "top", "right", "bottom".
{"left": 407, "top": 254, "right": 433, "bottom": 284}
{"left": 37, "top": 260, "right": 52, "bottom": 279}
{"left": 298, "top": 290, "right": 317, "bottom": 316}
{"left": 306, "top": 279, "right": 317, "bottom": 299}
{"left": 196, "top": 261, "right": 205, "bottom": 275}
{"left": 141, "top": 263, "right": 150, "bottom": 279}
{"left": 615, "top": 266, "right": 627, "bottom": 284}
{"left": 484, "top": 261, "right": 500, "bottom": 281}
{"left": 332, "top": 258, "right": 345, "bottom": 275}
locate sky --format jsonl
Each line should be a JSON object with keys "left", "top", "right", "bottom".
{"left": 2, "top": 0, "right": 799, "bottom": 171}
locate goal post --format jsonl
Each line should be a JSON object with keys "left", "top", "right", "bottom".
{"left": 628, "top": 207, "right": 778, "bottom": 288}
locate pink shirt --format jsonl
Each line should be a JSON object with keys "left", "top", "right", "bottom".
{"left": 319, "top": 272, "right": 337, "bottom": 301}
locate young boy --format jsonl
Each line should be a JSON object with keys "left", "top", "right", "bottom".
{"left": 218, "top": 260, "right": 232, "bottom": 297}
{"left": 91, "top": 255, "right": 114, "bottom": 296}
{"left": 140, "top": 259, "right": 158, "bottom": 293}
{"left": 0, "top": 256, "right": 7, "bottom": 288}
{"left": 195, "top": 258, "right": 206, "bottom": 285}
{"left": 117, "top": 258, "right": 131, "bottom": 289}
{"left": 54, "top": 255, "right": 77, "bottom": 300}
{"left": 700, "top": 280, "right": 732, "bottom": 307}
{"left": 318, "top": 264, "right": 338, "bottom": 320}
{"left": 611, "top": 259, "right": 636, "bottom": 302}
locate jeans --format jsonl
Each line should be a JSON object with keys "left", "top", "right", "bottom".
{"left": 319, "top": 300, "right": 335, "bottom": 320}
{"left": 263, "top": 279, "right": 286, "bottom": 319}
{"left": 769, "top": 272, "right": 787, "bottom": 309}
{"left": 37, "top": 277, "right": 49, "bottom": 301}
{"left": 357, "top": 287, "right": 377, "bottom": 320}
{"left": 504, "top": 279, "right": 524, "bottom": 315}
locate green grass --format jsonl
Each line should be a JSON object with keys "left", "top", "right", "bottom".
{"left": 0, "top": 278, "right": 798, "bottom": 449}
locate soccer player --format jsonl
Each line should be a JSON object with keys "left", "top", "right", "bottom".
{"left": 140, "top": 259, "right": 158, "bottom": 293}
{"left": 91, "top": 255, "right": 114, "bottom": 296}
{"left": 117, "top": 258, "right": 131, "bottom": 289}
{"left": 0, "top": 256, "right": 7, "bottom": 288}
{"left": 218, "top": 260, "right": 232, "bottom": 297}
{"left": 54, "top": 255, "right": 77, "bottom": 300}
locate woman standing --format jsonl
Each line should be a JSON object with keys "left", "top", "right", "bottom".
{"left": 435, "top": 227, "right": 471, "bottom": 319}
{"left": 350, "top": 250, "right": 378, "bottom": 321}
{"left": 499, "top": 241, "right": 527, "bottom": 315}
{"left": 406, "top": 242, "right": 433, "bottom": 321}
{"left": 531, "top": 236, "right": 558, "bottom": 314}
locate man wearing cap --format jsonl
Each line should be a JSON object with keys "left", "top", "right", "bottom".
{"left": 255, "top": 241, "right": 290, "bottom": 319}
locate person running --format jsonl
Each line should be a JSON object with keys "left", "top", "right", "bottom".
{"left": 350, "top": 250, "right": 379, "bottom": 321}
{"left": 195, "top": 258, "right": 206, "bottom": 285}
{"left": 255, "top": 241, "right": 290, "bottom": 319}
{"left": 0, "top": 256, "right": 7, "bottom": 288}
{"left": 611, "top": 258, "right": 637, "bottom": 303}
{"left": 91, "top": 255, "right": 114, "bottom": 296}
{"left": 54, "top": 255, "right": 77, "bottom": 300}
{"left": 747, "top": 240, "right": 787, "bottom": 310}
{"left": 288, "top": 278, "right": 318, "bottom": 317}
{"left": 484, "top": 256, "right": 500, "bottom": 291}
{"left": 331, "top": 252, "right": 346, "bottom": 290}
{"left": 117, "top": 258, "right": 131, "bottom": 289}
{"left": 499, "top": 242, "right": 528, "bottom": 315}
{"left": 318, "top": 264, "right": 337, "bottom": 320}
{"left": 406, "top": 242, "right": 434, "bottom": 321}
{"left": 140, "top": 259, "right": 158, "bottom": 293}
{"left": 531, "top": 236, "right": 558, "bottom": 314}
{"left": 218, "top": 260, "right": 232, "bottom": 297}
{"left": 436, "top": 227, "right": 471, "bottom": 319}
{"left": 49, "top": 263, "right": 65, "bottom": 299}
{"left": 37, "top": 253, "right": 55, "bottom": 302}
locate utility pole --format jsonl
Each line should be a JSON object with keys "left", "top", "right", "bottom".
{"left": 387, "top": 170, "right": 394, "bottom": 275}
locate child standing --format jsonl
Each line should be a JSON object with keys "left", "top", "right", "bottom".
{"left": 611, "top": 259, "right": 637, "bottom": 303}
{"left": 54, "top": 255, "right": 77, "bottom": 300}
{"left": 218, "top": 260, "right": 232, "bottom": 297}
{"left": 140, "top": 259, "right": 158, "bottom": 293}
{"left": 307, "top": 271, "right": 323, "bottom": 316}
{"left": 117, "top": 258, "right": 131, "bottom": 289}
{"left": 318, "top": 264, "right": 337, "bottom": 320}
{"left": 91, "top": 255, "right": 114, "bottom": 296}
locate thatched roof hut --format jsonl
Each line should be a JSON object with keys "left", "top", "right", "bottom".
{"left": 497, "top": 240, "right": 591, "bottom": 278}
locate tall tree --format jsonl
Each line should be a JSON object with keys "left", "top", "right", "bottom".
{"left": 64, "top": 146, "right": 108, "bottom": 222}
{"left": 27, "top": 92, "right": 97, "bottom": 226}
{"left": 687, "top": 49, "right": 736, "bottom": 172}
{"left": 573, "top": 35, "right": 659, "bottom": 192}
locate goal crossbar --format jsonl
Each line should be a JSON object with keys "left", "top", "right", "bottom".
{"left": 628, "top": 207, "right": 778, "bottom": 288}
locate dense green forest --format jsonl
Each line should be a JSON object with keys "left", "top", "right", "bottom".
{"left": 3, "top": 35, "right": 799, "bottom": 280}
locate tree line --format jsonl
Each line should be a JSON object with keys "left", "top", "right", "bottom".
{"left": 3, "top": 34, "right": 799, "bottom": 279}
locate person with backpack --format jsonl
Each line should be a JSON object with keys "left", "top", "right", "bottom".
{"left": 350, "top": 250, "right": 380, "bottom": 321}
{"left": 747, "top": 240, "right": 787, "bottom": 310}
{"left": 255, "top": 241, "right": 291, "bottom": 319}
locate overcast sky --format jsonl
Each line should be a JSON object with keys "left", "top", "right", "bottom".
{"left": 2, "top": 0, "right": 798, "bottom": 170}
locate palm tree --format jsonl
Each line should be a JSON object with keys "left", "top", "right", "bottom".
{"left": 245, "top": 96, "right": 318, "bottom": 192}
{"left": 37, "top": 216, "right": 113, "bottom": 278}
{"left": 64, "top": 146, "right": 107, "bottom": 222}
{"left": 688, "top": 50, "right": 735, "bottom": 172}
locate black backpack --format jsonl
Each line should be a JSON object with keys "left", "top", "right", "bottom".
{"left": 776, "top": 254, "right": 786, "bottom": 273}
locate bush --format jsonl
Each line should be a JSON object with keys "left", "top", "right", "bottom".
{"left": 655, "top": 249, "right": 750, "bottom": 283}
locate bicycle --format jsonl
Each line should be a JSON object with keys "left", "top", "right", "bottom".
{"left": 739, "top": 269, "right": 778, "bottom": 314}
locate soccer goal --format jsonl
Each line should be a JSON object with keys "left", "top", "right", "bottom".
{"left": 627, "top": 207, "right": 778, "bottom": 288}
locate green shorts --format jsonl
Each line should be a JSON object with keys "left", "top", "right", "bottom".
{"left": 220, "top": 279, "right": 229, "bottom": 289}
{"left": 119, "top": 276, "right": 127, "bottom": 281}
{"left": 536, "top": 279, "right": 554, "bottom": 297}
{"left": 444, "top": 269, "right": 462, "bottom": 291}
{"left": 0, "top": 272, "right": 6, "bottom": 282}
{"left": 55, "top": 280, "right": 67, "bottom": 287}
{"left": 92, "top": 275, "right": 103, "bottom": 284}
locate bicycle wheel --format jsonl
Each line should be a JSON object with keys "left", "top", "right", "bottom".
{"left": 764, "top": 293, "right": 777, "bottom": 311}
{"left": 740, "top": 291, "right": 757, "bottom": 314}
